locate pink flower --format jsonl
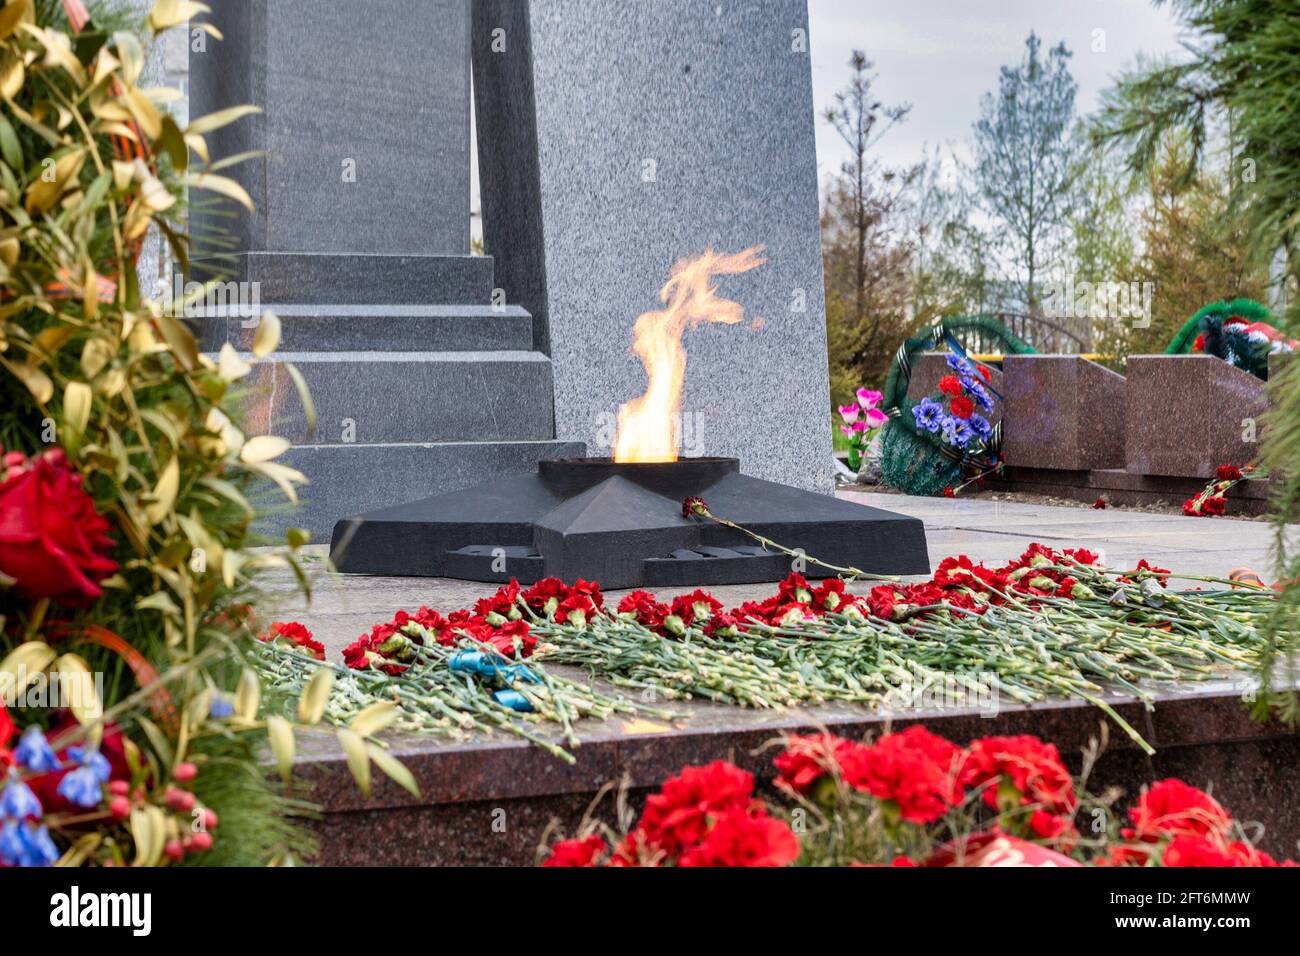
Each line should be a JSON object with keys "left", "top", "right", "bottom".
{"left": 863, "top": 408, "right": 888, "bottom": 428}
{"left": 857, "top": 388, "right": 884, "bottom": 409}
{"left": 839, "top": 425, "right": 854, "bottom": 438}
{"left": 838, "top": 404, "right": 861, "bottom": 424}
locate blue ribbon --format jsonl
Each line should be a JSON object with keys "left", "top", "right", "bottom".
{"left": 492, "top": 689, "right": 535, "bottom": 713}
{"left": 448, "top": 650, "right": 540, "bottom": 686}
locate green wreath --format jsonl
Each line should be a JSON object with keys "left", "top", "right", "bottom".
{"left": 1165, "top": 298, "right": 1284, "bottom": 380}
{"left": 879, "top": 316, "right": 1035, "bottom": 497}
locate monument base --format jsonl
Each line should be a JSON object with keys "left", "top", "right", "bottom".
{"left": 330, "top": 457, "right": 930, "bottom": 587}
{"left": 291, "top": 683, "right": 1300, "bottom": 865}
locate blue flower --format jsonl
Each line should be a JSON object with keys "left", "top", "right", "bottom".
{"left": 67, "top": 746, "right": 111, "bottom": 783}
{"left": 941, "top": 416, "right": 974, "bottom": 448}
{"left": 13, "top": 726, "right": 61, "bottom": 774}
{"left": 965, "top": 380, "right": 995, "bottom": 412}
{"left": 969, "top": 414, "right": 993, "bottom": 440}
{"left": 912, "top": 398, "right": 944, "bottom": 433}
{"left": 0, "top": 775, "right": 43, "bottom": 820}
{"left": 946, "top": 353, "right": 974, "bottom": 376}
{"left": 209, "top": 696, "right": 234, "bottom": 719}
{"left": 55, "top": 746, "right": 111, "bottom": 809}
{"left": 0, "top": 819, "right": 58, "bottom": 867}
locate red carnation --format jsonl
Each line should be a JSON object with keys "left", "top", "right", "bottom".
{"left": 961, "top": 735, "right": 1077, "bottom": 818}
{"left": 542, "top": 835, "right": 606, "bottom": 867}
{"left": 1161, "top": 833, "right": 1241, "bottom": 867}
{"left": 776, "top": 572, "right": 813, "bottom": 605}
{"left": 522, "top": 578, "right": 568, "bottom": 617}
{"left": 0, "top": 448, "right": 118, "bottom": 605}
{"left": 842, "top": 726, "right": 965, "bottom": 824}
{"left": 670, "top": 589, "right": 722, "bottom": 627}
{"left": 976, "top": 364, "right": 992, "bottom": 384}
{"left": 1123, "top": 779, "right": 1232, "bottom": 842}
{"left": 867, "top": 586, "right": 900, "bottom": 621}
{"left": 635, "top": 761, "right": 756, "bottom": 857}
{"left": 1192, "top": 333, "right": 1206, "bottom": 352}
{"left": 811, "top": 578, "right": 848, "bottom": 612}
{"left": 938, "top": 375, "right": 963, "bottom": 397}
{"left": 677, "top": 808, "right": 800, "bottom": 868}
{"left": 1216, "top": 464, "right": 1243, "bottom": 482}
{"left": 618, "top": 590, "right": 670, "bottom": 632}
{"left": 774, "top": 733, "right": 861, "bottom": 795}
{"left": 482, "top": 619, "right": 536, "bottom": 659}
{"left": 259, "top": 621, "right": 325, "bottom": 661}
{"left": 474, "top": 579, "right": 522, "bottom": 619}
{"left": 949, "top": 395, "right": 974, "bottom": 420}
{"left": 1092, "top": 497, "right": 1107, "bottom": 510}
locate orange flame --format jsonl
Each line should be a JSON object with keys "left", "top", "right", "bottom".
{"left": 614, "top": 246, "right": 766, "bottom": 463}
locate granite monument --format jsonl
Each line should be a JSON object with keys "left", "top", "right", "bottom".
{"left": 187, "top": 0, "right": 581, "bottom": 537}
{"left": 472, "top": 0, "right": 834, "bottom": 494}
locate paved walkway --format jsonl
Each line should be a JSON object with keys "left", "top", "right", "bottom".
{"left": 259, "top": 492, "right": 1290, "bottom": 659}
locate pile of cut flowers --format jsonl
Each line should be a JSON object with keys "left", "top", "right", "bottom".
{"left": 541, "top": 725, "right": 1294, "bottom": 868}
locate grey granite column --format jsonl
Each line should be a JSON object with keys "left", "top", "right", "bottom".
{"left": 473, "top": 0, "right": 834, "bottom": 493}
{"left": 188, "top": 0, "right": 581, "bottom": 539}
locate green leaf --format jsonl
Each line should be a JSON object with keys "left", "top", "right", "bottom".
{"left": 266, "top": 715, "right": 295, "bottom": 782}
{"left": 0, "top": 114, "right": 21, "bottom": 170}
{"left": 296, "top": 668, "right": 333, "bottom": 725}
{"left": 368, "top": 744, "right": 420, "bottom": 798}
{"left": 336, "top": 728, "right": 370, "bottom": 796}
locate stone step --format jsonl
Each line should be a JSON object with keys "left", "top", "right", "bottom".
{"left": 186, "top": 252, "right": 496, "bottom": 305}
{"left": 230, "top": 351, "right": 559, "bottom": 446}
{"left": 268, "top": 439, "right": 586, "bottom": 541}
{"left": 193, "top": 304, "right": 535, "bottom": 353}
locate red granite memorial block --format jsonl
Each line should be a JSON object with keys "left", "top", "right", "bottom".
{"left": 906, "top": 353, "right": 1004, "bottom": 425}
{"left": 1125, "top": 355, "right": 1266, "bottom": 479}
{"left": 1002, "top": 355, "right": 1126, "bottom": 471}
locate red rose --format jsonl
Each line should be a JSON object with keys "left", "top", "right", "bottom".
{"left": 542, "top": 835, "right": 606, "bottom": 867}
{"left": 949, "top": 396, "right": 974, "bottom": 420}
{"left": 938, "top": 375, "right": 963, "bottom": 397}
{"left": 842, "top": 726, "right": 964, "bottom": 824}
{"left": 0, "top": 448, "right": 118, "bottom": 605}
{"left": 1216, "top": 465, "right": 1243, "bottom": 482}
{"left": 677, "top": 808, "right": 799, "bottom": 867}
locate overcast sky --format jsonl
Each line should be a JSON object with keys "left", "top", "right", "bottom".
{"left": 808, "top": 0, "right": 1190, "bottom": 181}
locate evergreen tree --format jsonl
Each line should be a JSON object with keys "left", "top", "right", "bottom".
{"left": 972, "top": 33, "right": 1079, "bottom": 314}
